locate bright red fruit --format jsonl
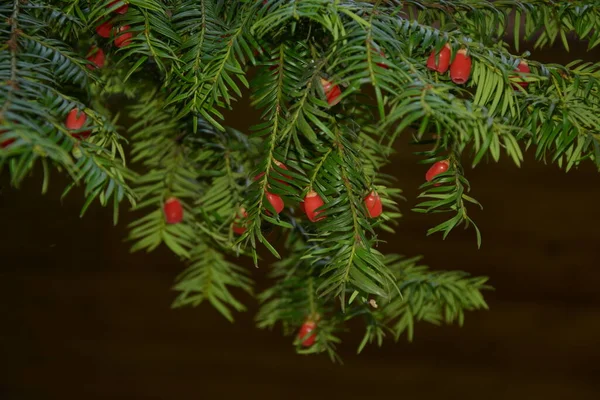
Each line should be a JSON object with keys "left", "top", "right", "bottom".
{"left": 266, "top": 192, "right": 284, "bottom": 215}
{"left": 109, "top": 1, "right": 129, "bottom": 14}
{"left": 298, "top": 320, "right": 317, "bottom": 347}
{"left": 320, "top": 78, "right": 342, "bottom": 106}
{"left": 164, "top": 197, "right": 183, "bottom": 224}
{"left": 304, "top": 190, "right": 325, "bottom": 222}
{"left": 65, "top": 109, "right": 87, "bottom": 130}
{"left": 233, "top": 208, "right": 248, "bottom": 235}
{"left": 427, "top": 44, "right": 451, "bottom": 73}
{"left": 514, "top": 60, "right": 530, "bottom": 89}
{"left": 96, "top": 21, "right": 113, "bottom": 38}
{"left": 425, "top": 160, "right": 450, "bottom": 185}
{"left": 86, "top": 46, "right": 105, "bottom": 70}
{"left": 114, "top": 25, "right": 132, "bottom": 48}
{"left": 65, "top": 108, "right": 90, "bottom": 139}
{"left": 364, "top": 191, "right": 383, "bottom": 218}
{"left": 450, "top": 49, "right": 472, "bottom": 84}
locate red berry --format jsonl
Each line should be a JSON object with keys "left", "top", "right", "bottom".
{"left": 114, "top": 25, "right": 132, "bottom": 48}
{"left": 109, "top": 1, "right": 128, "bottom": 14}
{"left": 425, "top": 160, "right": 450, "bottom": 184}
{"left": 265, "top": 192, "right": 284, "bottom": 215}
{"left": 427, "top": 44, "right": 451, "bottom": 73}
{"left": 65, "top": 109, "right": 90, "bottom": 139}
{"left": 233, "top": 208, "right": 248, "bottom": 235}
{"left": 65, "top": 108, "right": 87, "bottom": 130}
{"left": 298, "top": 320, "right": 317, "bottom": 347}
{"left": 96, "top": 21, "right": 113, "bottom": 38}
{"left": 304, "top": 190, "right": 325, "bottom": 222}
{"left": 364, "top": 191, "right": 383, "bottom": 218}
{"left": 514, "top": 60, "right": 530, "bottom": 89}
{"left": 86, "top": 46, "right": 105, "bottom": 70}
{"left": 450, "top": 49, "right": 472, "bottom": 84}
{"left": 320, "top": 78, "right": 342, "bottom": 106}
{"left": 164, "top": 197, "right": 183, "bottom": 224}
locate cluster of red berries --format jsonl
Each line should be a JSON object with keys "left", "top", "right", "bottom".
{"left": 229, "top": 160, "right": 386, "bottom": 235}
{"left": 87, "top": 2, "right": 132, "bottom": 70}
{"left": 302, "top": 189, "right": 383, "bottom": 222}
{"left": 61, "top": 2, "right": 134, "bottom": 143}
{"left": 427, "top": 44, "right": 472, "bottom": 84}
{"left": 428, "top": 43, "right": 531, "bottom": 89}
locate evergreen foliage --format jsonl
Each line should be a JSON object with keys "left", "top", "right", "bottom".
{"left": 2, "top": 0, "right": 599, "bottom": 360}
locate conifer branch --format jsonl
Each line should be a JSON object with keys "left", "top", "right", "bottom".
{"left": 414, "top": 148, "right": 483, "bottom": 247}
{"left": 377, "top": 254, "right": 490, "bottom": 342}
{"left": 172, "top": 240, "right": 253, "bottom": 322}
{"left": 7, "top": 0, "right": 600, "bottom": 359}
{"left": 399, "top": 0, "right": 600, "bottom": 50}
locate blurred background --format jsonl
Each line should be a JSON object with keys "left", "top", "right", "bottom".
{"left": 2, "top": 38, "right": 600, "bottom": 400}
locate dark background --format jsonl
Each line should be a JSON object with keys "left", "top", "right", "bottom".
{"left": 2, "top": 41, "right": 600, "bottom": 399}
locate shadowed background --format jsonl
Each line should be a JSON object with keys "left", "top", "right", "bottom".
{"left": 1, "top": 40, "right": 600, "bottom": 399}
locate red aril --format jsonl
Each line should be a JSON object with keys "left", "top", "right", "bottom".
{"left": 304, "top": 191, "right": 325, "bottom": 222}
{"left": 450, "top": 49, "right": 472, "bottom": 84}
{"left": 427, "top": 44, "right": 451, "bottom": 73}
{"left": 233, "top": 208, "right": 248, "bottom": 235}
{"left": 298, "top": 320, "right": 317, "bottom": 347}
{"left": 115, "top": 25, "right": 132, "bottom": 48}
{"left": 425, "top": 160, "right": 450, "bottom": 185}
{"left": 65, "top": 108, "right": 87, "bottom": 130}
{"left": 96, "top": 21, "right": 113, "bottom": 38}
{"left": 364, "top": 191, "right": 383, "bottom": 218}
{"left": 320, "top": 78, "right": 342, "bottom": 106}
{"left": 265, "top": 192, "right": 284, "bottom": 215}
{"left": 86, "top": 46, "right": 105, "bottom": 70}
{"left": 164, "top": 197, "right": 183, "bottom": 224}
{"left": 514, "top": 60, "right": 530, "bottom": 89}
